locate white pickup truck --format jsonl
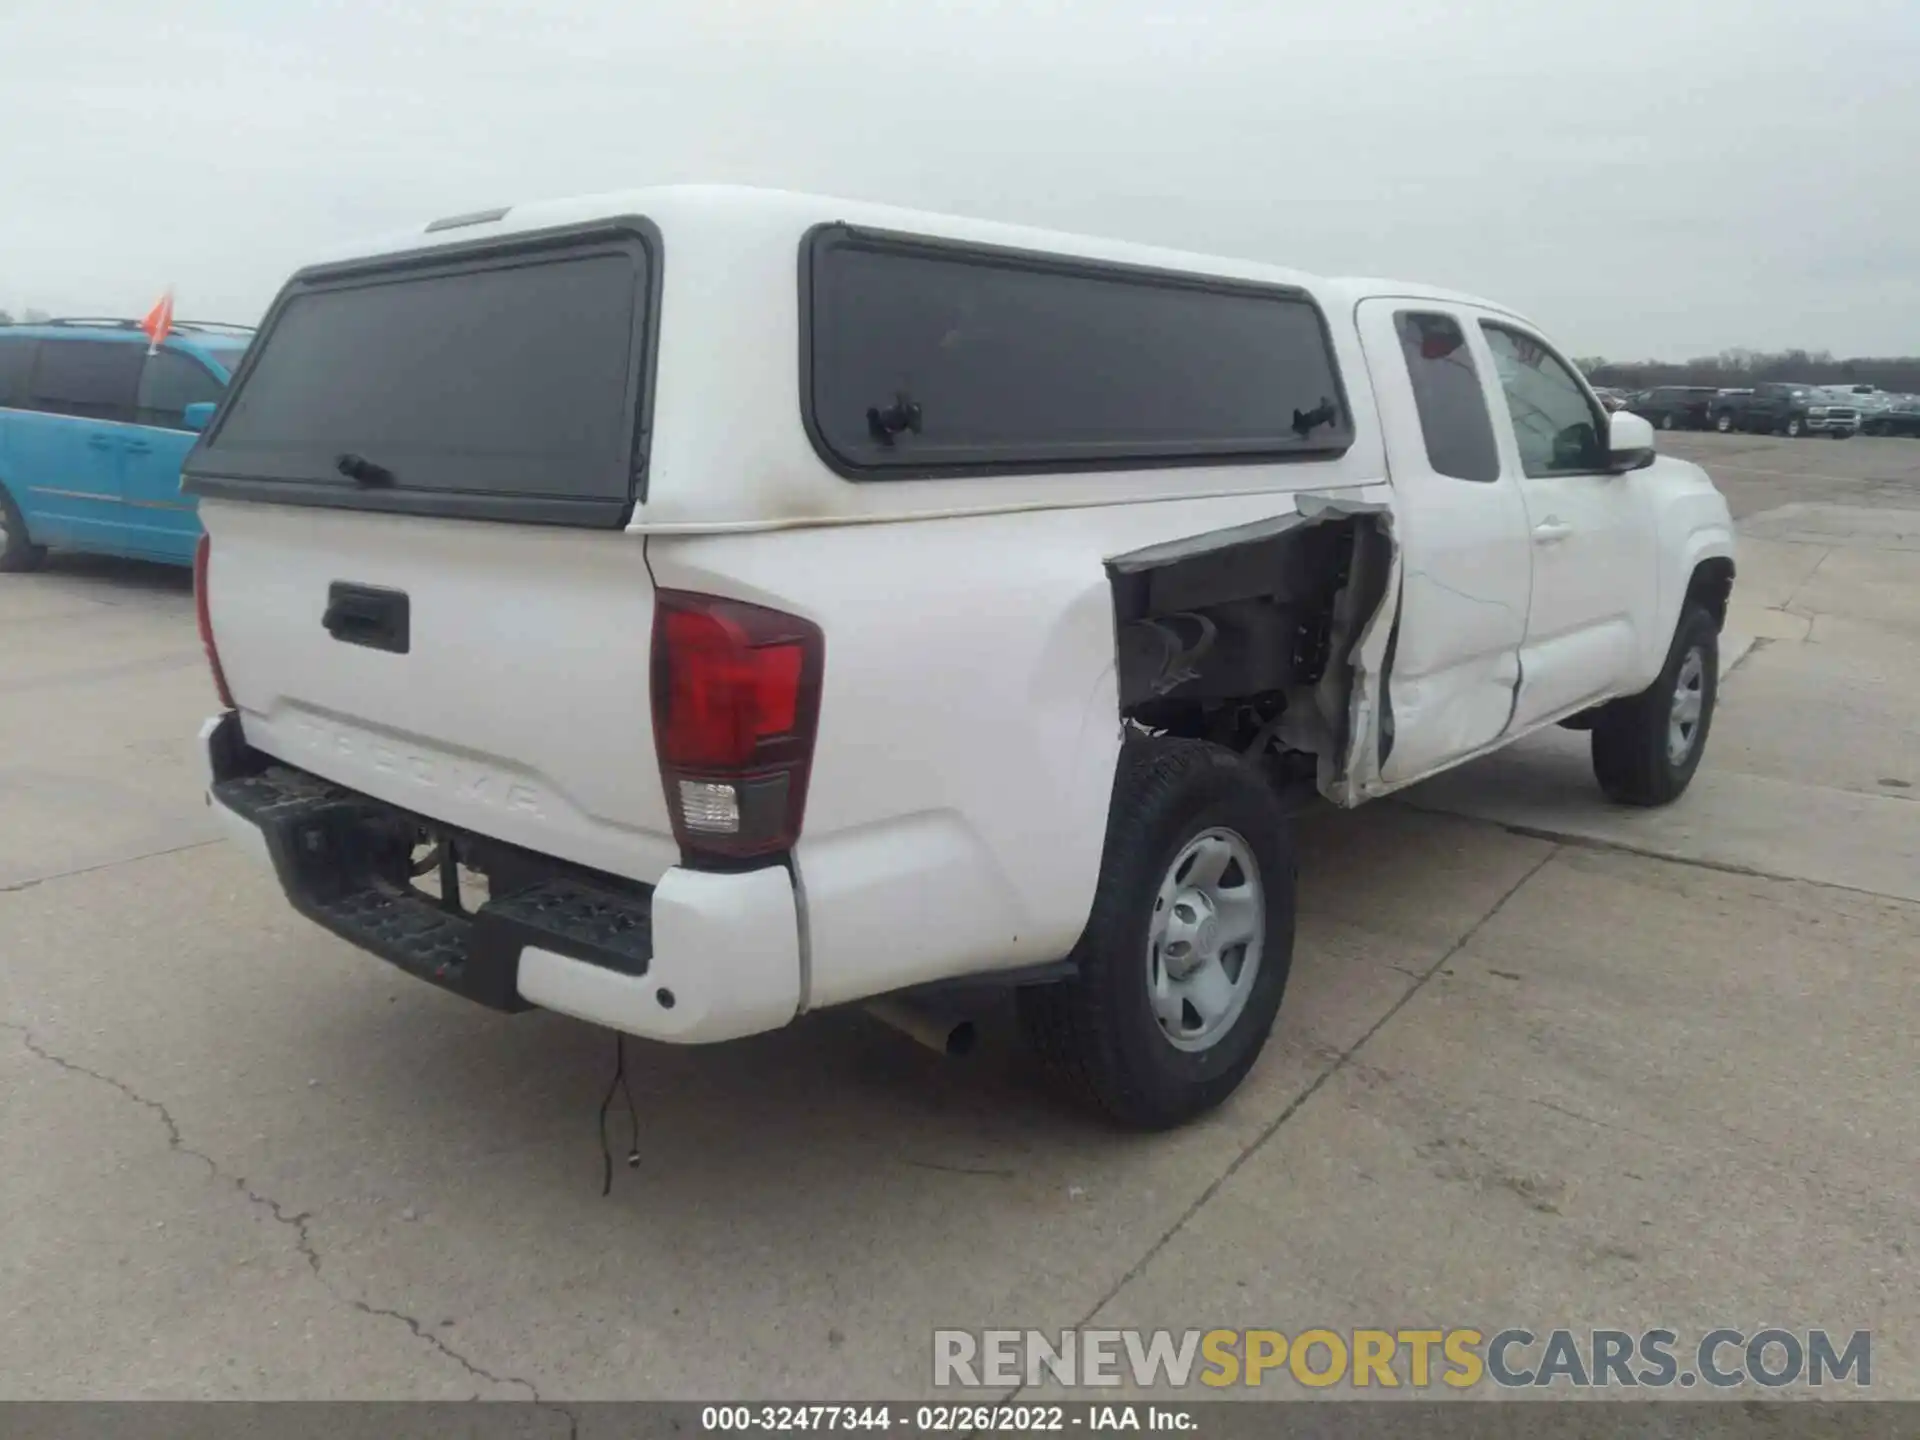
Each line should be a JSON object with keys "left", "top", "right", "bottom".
{"left": 188, "top": 186, "right": 1735, "bottom": 1129}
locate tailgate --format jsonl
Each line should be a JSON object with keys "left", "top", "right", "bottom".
{"left": 182, "top": 218, "right": 678, "bottom": 882}
{"left": 204, "top": 500, "right": 679, "bottom": 882}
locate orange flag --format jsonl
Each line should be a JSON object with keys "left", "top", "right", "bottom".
{"left": 140, "top": 288, "right": 175, "bottom": 354}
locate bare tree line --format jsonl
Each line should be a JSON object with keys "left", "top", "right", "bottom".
{"left": 1578, "top": 349, "right": 1920, "bottom": 394}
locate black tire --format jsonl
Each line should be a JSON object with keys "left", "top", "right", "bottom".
{"left": 0, "top": 482, "right": 48, "bottom": 574}
{"left": 1783, "top": 416, "right": 1803, "bottom": 438}
{"left": 1020, "top": 737, "right": 1296, "bottom": 1130}
{"left": 1591, "top": 604, "right": 1719, "bottom": 807}
{"left": 1714, "top": 412, "right": 1733, "bottom": 433}
{"left": 1659, "top": 413, "right": 1675, "bottom": 431}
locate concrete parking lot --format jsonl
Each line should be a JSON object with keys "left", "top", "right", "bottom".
{"left": 3, "top": 432, "right": 1916, "bottom": 1401}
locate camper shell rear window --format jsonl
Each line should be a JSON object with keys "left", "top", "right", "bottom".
{"left": 801, "top": 224, "right": 1353, "bottom": 479}
{"left": 184, "top": 220, "right": 660, "bottom": 528}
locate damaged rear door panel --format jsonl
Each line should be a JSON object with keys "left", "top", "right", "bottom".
{"left": 1349, "top": 300, "right": 1536, "bottom": 785}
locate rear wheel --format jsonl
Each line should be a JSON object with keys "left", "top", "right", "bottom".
{"left": 1714, "top": 412, "right": 1734, "bottom": 433}
{"left": 1591, "top": 604, "right": 1719, "bottom": 807}
{"left": 1020, "top": 737, "right": 1296, "bottom": 1129}
{"left": 1784, "top": 416, "right": 1803, "bottom": 438}
{"left": 0, "top": 484, "right": 48, "bottom": 574}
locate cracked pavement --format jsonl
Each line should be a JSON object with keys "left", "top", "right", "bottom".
{"left": 1, "top": 1020, "right": 546, "bottom": 1403}
{"left": 3, "top": 436, "right": 1917, "bottom": 1399}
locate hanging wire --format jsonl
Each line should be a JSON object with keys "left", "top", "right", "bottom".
{"left": 598, "top": 1034, "right": 642, "bottom": 1196}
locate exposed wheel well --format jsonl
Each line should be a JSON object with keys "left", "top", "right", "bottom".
{"left": 1106, "top": 507, "right": 1395, "bottom": 795}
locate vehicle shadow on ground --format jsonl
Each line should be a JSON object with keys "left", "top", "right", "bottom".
{"left": 248, "top": 799, "right": 1539, "bottom": 1215}
{"left": 127, "top": 798, "right": 1553, "bottom": 1397}
{"left": 2, "top": 739, "right": 1564, "bottom": 1394}
{"left": 288, "top": 962, "right": 1123, "bottom": 1197}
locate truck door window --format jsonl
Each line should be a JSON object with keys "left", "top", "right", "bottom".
{"left": 1480, "top": 323, "right": 1604, "bottom": 477}
{"left": 1393, "top": 311, "right": 1499, "bottom": 483}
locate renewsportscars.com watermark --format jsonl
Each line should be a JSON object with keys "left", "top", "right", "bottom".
{"left": 934, "top": 1328, "right": 1872, "bottom": 1391}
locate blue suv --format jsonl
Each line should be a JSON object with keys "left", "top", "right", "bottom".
{"left": 0, "top": 319, "right": 252, "bottom": 570}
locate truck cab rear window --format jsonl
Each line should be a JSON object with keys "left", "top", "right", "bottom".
{"left": 187, "top": 234, "right": 652, "bottom": 526}
{"left": 1394, "top": 311, "right": 1499, "bottom": 483}
{"left": 803, "top": 226, "right": 1352, "bottom": 478}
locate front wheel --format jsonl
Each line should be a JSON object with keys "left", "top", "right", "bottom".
{"left": 1714, "top": 412, "right": 1734, "bottom": 433}
{"left": 1659, "top": 413, "right": 1675, "bottom": 431}
{"left": 0, "top": 483, "right": 49, "bottom": 574}
{"left": 1020, "top": 737, "right": 1296, "bottom": 1129}
{"left": 1591, "top": 604, "right": 1719, "bottom": 807}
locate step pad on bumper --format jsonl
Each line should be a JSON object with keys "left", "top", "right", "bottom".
{"left": 212, "top": 765, "right": 653, "bottom": 1011}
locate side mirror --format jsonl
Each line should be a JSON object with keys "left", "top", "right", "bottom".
{"left": 1606, "top": 410, "right": 1657, "bottom": 472}
{"left": 182, "top": 401, "right": 217, "bottom": 433}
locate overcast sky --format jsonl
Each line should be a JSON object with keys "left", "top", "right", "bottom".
{"left": 3, "top": 0, "right": 1915, "bottom": 360}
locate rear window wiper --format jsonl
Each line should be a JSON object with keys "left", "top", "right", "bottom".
{"left": 336, "top": 452, "right": 397, "bottom": 487}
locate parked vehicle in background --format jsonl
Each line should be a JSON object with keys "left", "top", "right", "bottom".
{"left": 188, "top": 184, "right": 1737, "bottom": 1128}
{"left": 1710, "top": 381, "right": 1853, "bottom": 438}
{"left": 1807, "top": 388, "right": 1861, "bottom": 438}
{"left": 1629, "top": 385, "right": 1718, "bottom": 431}
{"left": 1835, "top": 384, "right": 1881, "bottom": 416}
{"left": 1862, "top": 395, "right": 1920, "bottom": 437}
{"left": 0, "top": 319, "right": 252, "bottom": 570}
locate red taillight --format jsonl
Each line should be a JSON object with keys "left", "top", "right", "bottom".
{"left": 193, "top": 532, "right": 236, "bottom": 709}
{"left": 651, "top": 590, "right": 824, "bottom": 862}
{"left": 657, "top": 608, "right": 804, "bottom": 767}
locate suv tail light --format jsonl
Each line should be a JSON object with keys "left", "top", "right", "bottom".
{"left": 193, "top": 533, "right": 236, "bottom": 709}
{"left": 651, "top": 590, "right": 824, "bottom": 863}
